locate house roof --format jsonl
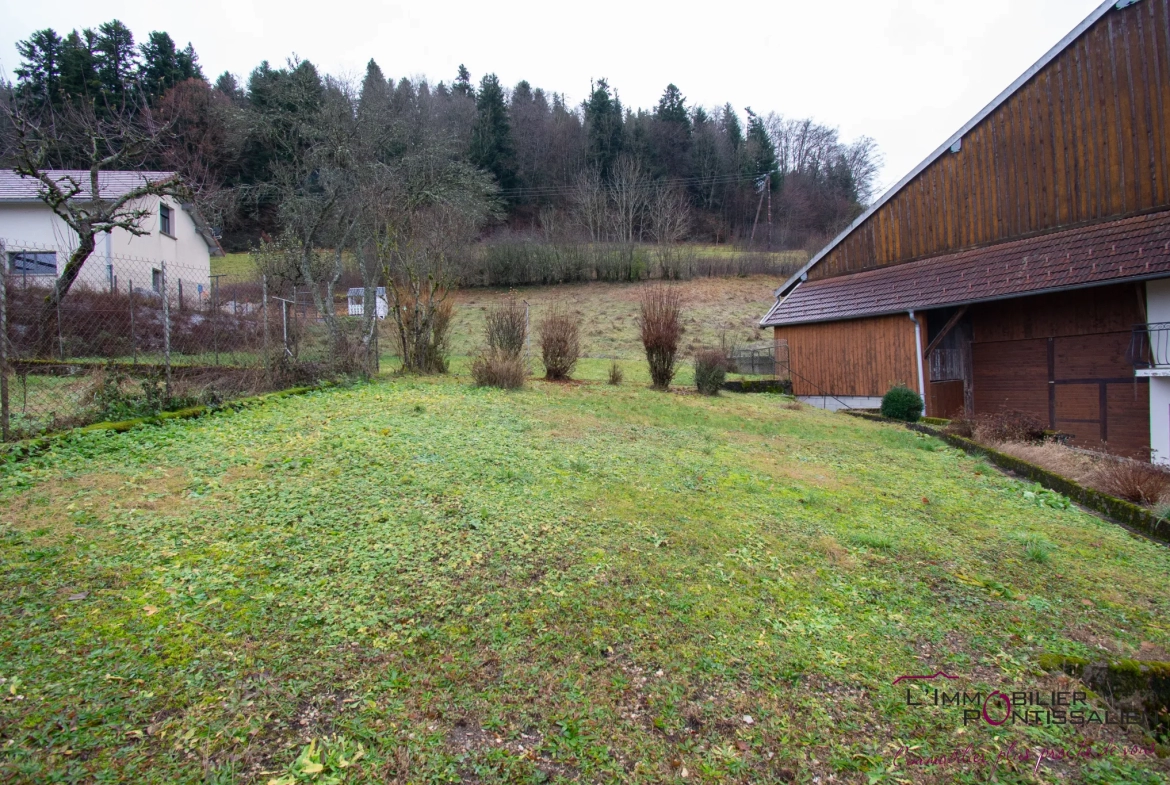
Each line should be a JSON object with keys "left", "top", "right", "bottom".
{"left": 761, "top": 209, "right": 1170, "bottom": 327}
{"left": 0, "top": 169, "right": 223, "bottom": 256}
{"left": 0, "top": 169, "right": 179, "bottom": 202}
{"left": 771, "top": 0, "right": 1125, "bottom": 301}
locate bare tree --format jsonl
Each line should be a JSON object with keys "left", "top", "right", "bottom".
{"left": 3, "top": 97, "right": 189, "bottom": 355}
{"left": 568, "top": 167, "right": 606, "bottom": 242}
{"left": 376, "top": 150, "right": 498, "bottom": 374}
{"left": 607, "top": 156, "right": 649, "bottom": 244}
{"left": 647, "top": 184, "right": 691, "bottom": 279}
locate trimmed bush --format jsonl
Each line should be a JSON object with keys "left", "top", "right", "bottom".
{"left": 639, "top": 285, "right": 683, "bottom": 390}
{"left": 694, "top": 348, "right": 731, "bottom": 396}
{"left": 538, "top": 304, "right": 581, "bottom": 381}
{"left": 880, "top": 385, "right": 923, "bottom": 422}
{"left": 471, "top": 349, "right": 526, "bottom": 389}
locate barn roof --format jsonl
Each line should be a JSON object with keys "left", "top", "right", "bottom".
{"left": 761, "top": 209, "right": 1170, "bottom": 327}
{"left": 769, "top": 0, "right": 1129, "bottom": 305}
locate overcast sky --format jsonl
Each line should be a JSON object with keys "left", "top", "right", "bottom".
{"left": 2, "top": 0, "right": 1106, "bottom": 196}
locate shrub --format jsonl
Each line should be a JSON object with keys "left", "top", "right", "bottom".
{"left": 538, "top": 304, "right": 581, "bottom": 380}
{"left": 880, "top": 385, "right": 923, "bottom": 422}
{"left": 485, "top": 293, "right": 527, "bottom": 358}
{"left": 973, "top": 410, "right": 1047, "bottom": 443}
{"left": 694, "top": 348, "right": 731, "bottom": 396}
{"left": 639, "top": 285, "right": 683, "bottom": 390}
{"left": 608, "top": 362, "right": 624, "bottom": 386}
{"left": 943, "top": 418, "right": 975, "bottom": 438}
{"left": 1091, "top": 460, "right": 1170, "bottom": 505}
{"left": 471, "top": 348, "right": 526, "bottom": 390}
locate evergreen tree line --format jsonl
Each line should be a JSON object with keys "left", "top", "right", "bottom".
{"left": 6, "top": 21, "right": 883, "bottom": 257}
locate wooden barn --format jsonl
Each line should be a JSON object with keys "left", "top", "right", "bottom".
{"left": 760, "top": 0, "right": 1170, "bottom": 462}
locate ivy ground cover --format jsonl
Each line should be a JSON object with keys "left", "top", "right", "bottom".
{"left": 1, "top": 378, "right": 1168, "bottom": 784}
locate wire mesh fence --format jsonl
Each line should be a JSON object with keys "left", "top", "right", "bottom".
{"left": 0, "top": 238, "right": 370, "bottom": 441}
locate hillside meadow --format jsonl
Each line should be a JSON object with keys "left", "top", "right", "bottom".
{"left": 1, "top": 375, "right": 1168, "bottom": 784}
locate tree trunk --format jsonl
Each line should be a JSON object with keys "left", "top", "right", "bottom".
{"left": 35, "top": 232, "right": 96, "bottom": 358}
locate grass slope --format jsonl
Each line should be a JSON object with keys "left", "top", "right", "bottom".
{"left": 1, "top": 378, "right": 1168, "bottom": 784}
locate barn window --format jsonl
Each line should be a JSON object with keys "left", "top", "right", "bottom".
{"left": 8, "top": 251, "right": 57, "bottom": 276}
{"left": 160, "top": 204, "right": 173, "bottom": 236}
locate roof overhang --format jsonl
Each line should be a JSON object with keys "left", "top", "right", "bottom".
{"left": 761, "top": 209, "right": 1170, "bottom": 327}
{"left": 772, "top": 0, "right": 1130, "bottom": 301}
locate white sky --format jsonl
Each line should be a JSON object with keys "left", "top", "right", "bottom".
{"left": 2, "top": 0, "right": 1106, "bottom": 196}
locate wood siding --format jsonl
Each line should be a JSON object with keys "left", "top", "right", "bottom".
{"left": 809, "top": 0, "right": 1170, "bottom": 282}
{"left": 774, "top": 315, "right": 921, "bottom": 397}
{"left": 969, "top": 284, "right": 1149, "bottom": 457}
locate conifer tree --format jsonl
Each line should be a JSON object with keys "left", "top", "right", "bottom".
{"left": 744, "top": 108, "right": 779, "bottom": 187}
{"left": 585, "top": 78, "right": 623, "bottom": 176}
{"left": 14, "top": 29, "right": 65, "bottom": 106}
{"left": 470, "top": 73, "right": 517, "bottom": 192}
{"left": 453, "top": 64, "right": 474, "bottom": 97}
{"left": 95, "top": 20, "right": 138, "bottom": 104}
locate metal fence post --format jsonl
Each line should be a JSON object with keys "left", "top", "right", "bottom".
{"left": 129, "top": 279, "right": 137, "bottom": 366}
{"left": 161, "top": 259, "right": 171, "bottom": 396}
{"left": 0, "top": 239, "right": 8, "bottom": 441}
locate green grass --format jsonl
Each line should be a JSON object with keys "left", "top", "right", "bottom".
{"left": 2, "top": 376, "right": 1168, "bottom": 783}
{"left": 211, "top": 253, "right": 257, "bottom": 279}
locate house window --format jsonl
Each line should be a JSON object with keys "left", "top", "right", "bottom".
{"left": 160, "top": 204, "right": 173, "bottom": 236}
{"left": 152, "top": 268, "right": 162, "bottom": 293}
{"left": 8, "top": 251, "right": 57, "bottom": 276}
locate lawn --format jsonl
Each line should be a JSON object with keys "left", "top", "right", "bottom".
{"left": 1, "top": 376, "right": 1168, "bottom": 784}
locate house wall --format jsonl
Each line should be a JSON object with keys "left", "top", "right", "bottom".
{"left": 809, "top": 0, "right": 1170, "bottom": 282}
{"left": 774, "top": 314, "right": 922, "bottom": 399}
{"left": 1145, "top": 278, "right": 1170, "bottom": 464}
{"left": 969, "top": 283, "right": 1148, "bottom": 457}
{"left": 0, "top": 197, "right": 211, "bottom": 295}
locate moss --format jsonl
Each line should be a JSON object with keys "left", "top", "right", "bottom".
{"left": 1, "top": 383, "right": 326, "bottom": 464}
{"left": 920, "top": 416, "right": 951, "bottom": 426}
{"left": 1038, "top": 653, "right": 1089, "bottom": 675}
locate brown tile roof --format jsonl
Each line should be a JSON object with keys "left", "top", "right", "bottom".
{"left": 761, "top": 210, "right": 1170, "bottom": 326}
{"left": 0, "top": 170, "right": 178, "bottom": 202}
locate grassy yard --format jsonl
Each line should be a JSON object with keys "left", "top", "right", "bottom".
{"left": 2, "top": 376, "right": 1168, "bottom": 784}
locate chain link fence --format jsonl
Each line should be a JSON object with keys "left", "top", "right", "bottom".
{"left": 0, "top": 238, "right": 369, "bottom": 441}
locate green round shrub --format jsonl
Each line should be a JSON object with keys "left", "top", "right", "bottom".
{"left": 881, "top": 385, "right": 924, "bottom": 422}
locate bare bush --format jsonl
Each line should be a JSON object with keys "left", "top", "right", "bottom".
{"left": 639, "top": 285, "right": 683, "bottom": 390}
{"left": 608, "top": 362, "right": 624, "bottom": 386}
{"left": 1091, "top": 461, "right": 1170, "bottom": 505}
{"left": 486, "top": 293, "right": 528, "bottom": 358}
{"left": 973, "top": 410, "right": 1047, "bottom": 443}
{"left": 471, "top": 348, "right": 526, "bottom": 389}
{"left": 538, "top": 304, "right": 580, "bottom": 380}
{"left": 992, "top": 441, "right": 1099, "bottom": 485}
{"left": 694, "top": 348, "right": 732, "bottom": 396}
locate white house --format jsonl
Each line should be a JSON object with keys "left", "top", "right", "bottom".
{"left": 0, "top": 170, "right": 222, "bottom": 302}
